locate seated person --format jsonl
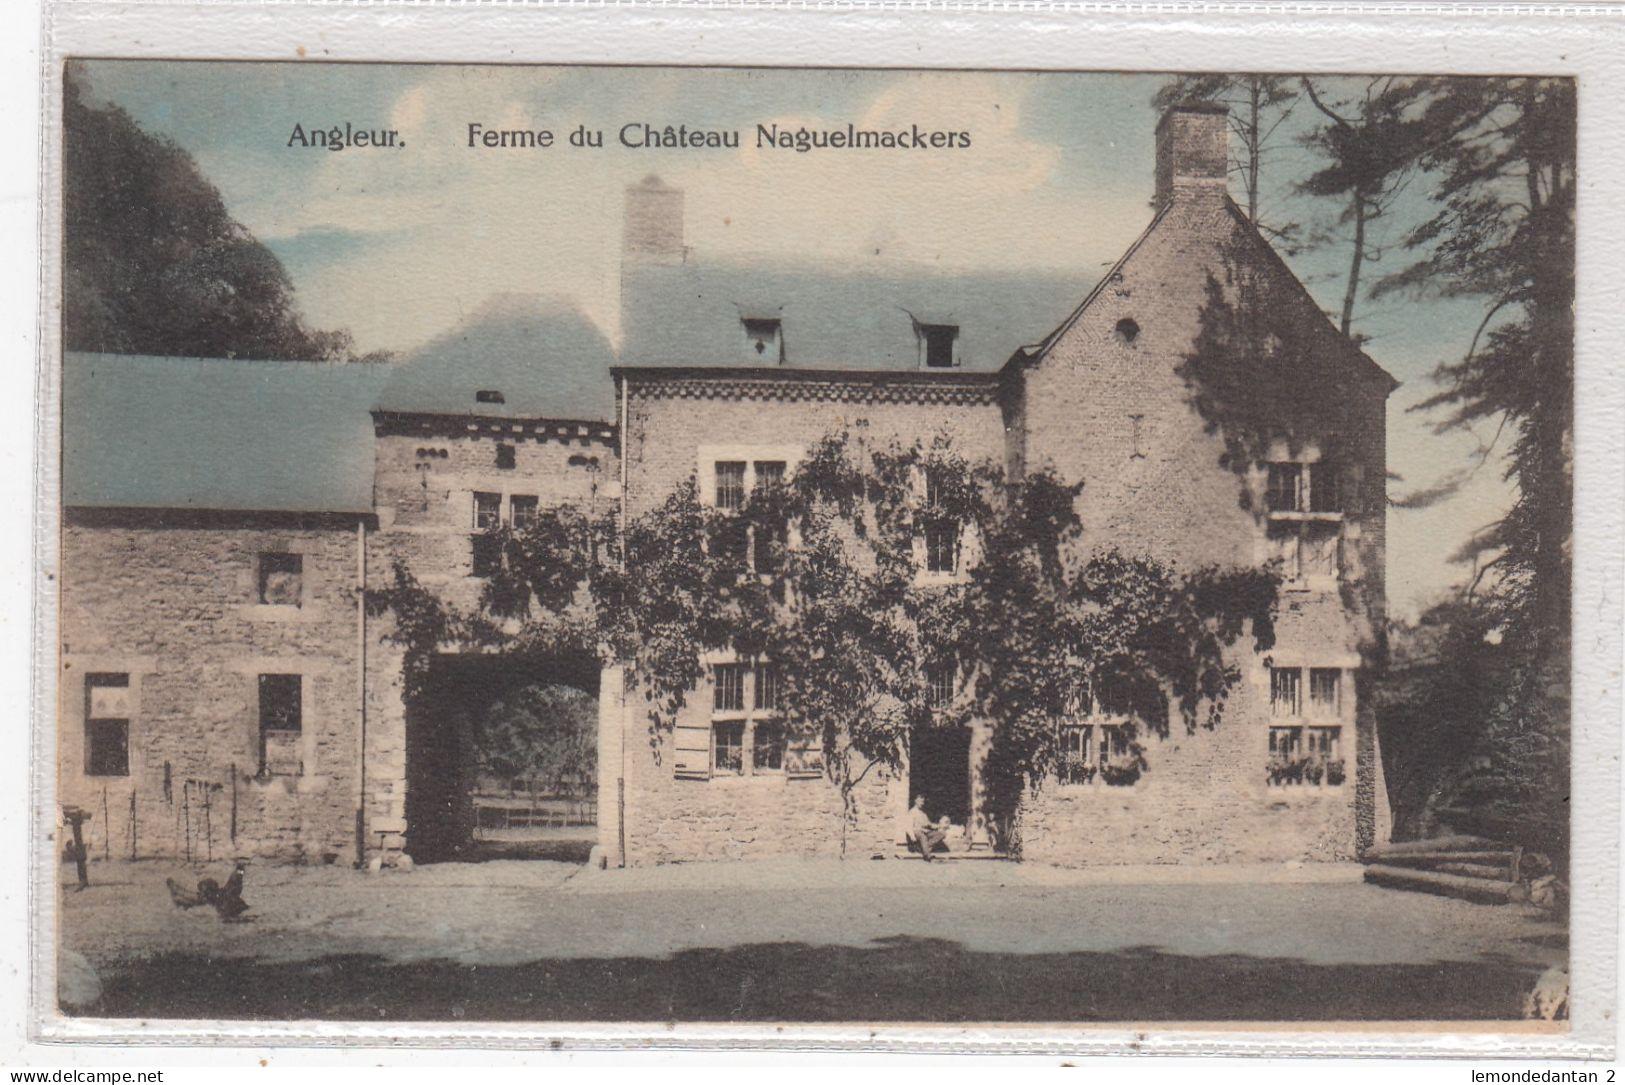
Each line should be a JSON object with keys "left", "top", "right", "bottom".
{"left": 904, "top": 795, "right": 950, "bottom": 860}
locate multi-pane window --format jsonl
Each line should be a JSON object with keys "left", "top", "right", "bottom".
{"left": 712, "top": 721, "right": 745, "bottom": 775}
{"left": 1059, "top": 723, "right": 1094, "bottom": 784}
{"left": 510, "top": 495, "right": 538, "bottom": 529}
{"left": 713, "top": 664, "right": 745, "bottom": 712}
{"left": 257, "top": 553, "right": 302, "bottom": 607}
{"left": 1267, "top": 666, "right": 1348, "bottom": 787}
{"left": 1309, "top": 463, "right": 1341, "bottom": 513}
{"left": 754, "top": 663, "right": 782, "bottom": 711}
{"left": 1269, "top": 522, "right": 1342, "bottom": 583}
{"left": 1270, "top": 667, "right": 1302, "bottom": 717}
{"left": 926, "top": 659, "right": 956, "bottom": 708}
{"left": 1266, "top": 463, "right": 1302, "bottom": 512}
{"left": 753, "top": 461, "right": 786, "bottom": 490}
{"left": 753, "top": 721, "right": 786, "bottom": 772}
{"left": 473, "top": 491, "right": 502, "bottom": 530}
{"left": 471, "top": 491, "right": 504, "bottom": 577}
{"left": 84, "top": 673, "right": 130, "bottom": 777}
{"left": 925, "top": 524, "right": 959, "bottom": 574}
{"left": 1268, "top": 725, "right": 1303, "bottom": 760}
{"left": 1309, "top": 668, "right": 1342, "bottom": 717}
{"left": 714, "top": 462, "right": 747, "bottom": 511}
{"left": 258, "top": 674, "right": 303, "bottom": 777}
{"left": 703, "top": 661, "right": 792, "bottom": 778}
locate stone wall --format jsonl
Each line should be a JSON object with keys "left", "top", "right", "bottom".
{"left": 58, "top": 509, "right": 367, "bottom": 863}
{"left": 1011, "top": 181, "right": 1391, "bottom": 864}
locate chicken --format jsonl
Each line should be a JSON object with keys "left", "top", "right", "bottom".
{"left": 214, "top": 861, "right": 250, "bottom": 921}
{"left": 165, "top": 861, "right": 249, "bottom": 920}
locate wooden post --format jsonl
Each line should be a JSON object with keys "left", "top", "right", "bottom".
{"left": 128, "top": 790, "right": 137, "bottom": 860}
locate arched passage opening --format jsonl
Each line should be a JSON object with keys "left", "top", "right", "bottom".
{"left": 404, "top": 647, "right": 600, "bottom": 863}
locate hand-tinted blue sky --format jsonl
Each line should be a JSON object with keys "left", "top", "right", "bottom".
{"left": 72, "top": 60, "right": 1516, "bottom": 617}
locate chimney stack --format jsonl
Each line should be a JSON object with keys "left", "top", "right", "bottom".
{"left": 1154, "top": 104, "right": 1230, "bottom": 208}
{"left": 622, "top": 175, "right": 685, "bottom": 265}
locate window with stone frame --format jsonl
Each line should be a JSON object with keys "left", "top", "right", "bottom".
{"left": 742, "top": 317, "right": 783, "bottom": 364}
{"left": 495, "top": 443, "right": 517, "bottom": 470}
{"left": 471, "top": 491, "right": 504, "bottom": 577}
{"left": 926, "top": 658, "right": 956, "bottom": 708}
{"left": 714, "top": 462, "right": 747, "bottom": 511}
{"left": 1309, "top": 668, "right": 1342, "bottom": 718}
{"left": 257, "top": 552, "right": 303, "bottom": 607}
{"left": 1270, "top": 666, "right": 1302, "bottom": 717}
{"left": 712, "top": 720, "right": 745, "bottom": 776}
{"left": 473, "top": 491, "right": 502, "bottom": 530}
{"left": 509, "top": 494, "right": 539, "bottom": 529}
{"left": 84, "top": 673, "right": 130, "bottom": 777}
{"left": 922, "top": 469, "right": 961, "bottom": 575}
{"left": 1266, "top": 462, "right": 1303, "bottom": 512}
{"left": 1058, "top": 722, "right": 1094, "bottom": 784}
{"left": 257, "top": 673, "right": 303, "bottom": 777}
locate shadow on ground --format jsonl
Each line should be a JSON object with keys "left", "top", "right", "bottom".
{"left": 80, "top": 935, "right": 1537, "bottom": 1022}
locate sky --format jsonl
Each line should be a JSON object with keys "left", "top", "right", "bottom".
{"left": 72, "top": 61, "right": 1518, "bottom": 619}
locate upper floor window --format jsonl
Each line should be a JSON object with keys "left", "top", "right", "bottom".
{"left": 1266, "top": 463, "right": 1303, "bottom": 513}
{"left": 742, "top": 317, "right": 783, "bottom": 364}
{"left": 495, "top": 443, "right": 517, "bottom": 470}
{"left": 918, "top": 323, "right": 959, "bottom": 368}
{"left": 1266, "top": 461, "right": 1345, "bottom": 515}
{"left": 713, "top": 663, "right": 746, "bottom": 713}
{"left": 258, "top": 673, "right": 303, "bottom": 778}
{"left": 473, "top": 491, "right": 502, "bottom": 531}
{"left": 257, "top": 552, "right": 303, "bottom": 607}
{"left": 1309, "top": 668, "right": 1342, "bottom": 718}
{"left": 922, "top": 469, "right": 961, "bottom": 575}
{"left": 926, "top": 659, "right": 956, "bottom": 708}
{"left": 84, "top": 673, "right": 130, "bottom": 777}
{"left": 715, "top": 462, "right": 747, "bottom": 511}
{"left": 510, "top": 494, "right": 539, "bottom": 529}
{"left": 1270, "top": 666, "right": 1302, "bottom": 717}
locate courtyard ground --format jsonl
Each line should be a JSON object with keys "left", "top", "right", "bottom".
{"left": 56, "top": 856, "right": 1566, "bottom": 1022}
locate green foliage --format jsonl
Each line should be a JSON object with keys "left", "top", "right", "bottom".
{"left": 63, "top": 64, "right": 380, "bottom": 362}
{"left": 472, "top": 683, "right": 598, "bottom": 797}
{"left": 367, "top": 428, "right": 1279, "bottom": 853}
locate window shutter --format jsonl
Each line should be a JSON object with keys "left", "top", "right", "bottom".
{"left": 673, "top": 721, "right": 712, "bottom": 779}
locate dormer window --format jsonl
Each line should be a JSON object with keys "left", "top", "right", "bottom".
{"left": 742, "top": 317, "right": 783, "bottom": 364}
{"left": 475, "top": 390, "right": 505, "bottom": 405}
{"left": 918, "top": 323, "right": 959, "bottom": 368}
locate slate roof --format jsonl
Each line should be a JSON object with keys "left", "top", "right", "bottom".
{"left": 619, "top": 260, "right": 1089, "bottom": 373}
{"left": 377, "top": 293, "right": 618, "bottom": 422}
{"left": 62, "top": 352, "right": 388, "bottom": 514}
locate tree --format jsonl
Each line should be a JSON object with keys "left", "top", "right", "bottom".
{"left": 1153, "top": 75, "right": 1303, "bottom": 241}
{"left": 1296, "top": 78, "right": 1428, "bottom": 338}
{"left": 473, "top": 683, "right": 598, "bottom": 797}
{"left": 63, "top": 64, "right": 380, "bottom": 362}
{"left": 1374, "top": 77, "right": 1574, "bottom": 651}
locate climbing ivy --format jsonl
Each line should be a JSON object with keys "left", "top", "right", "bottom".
{"left": 368, "top": 428, "right": 1278, "bottom": 854}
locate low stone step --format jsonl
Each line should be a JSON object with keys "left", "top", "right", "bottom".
{"left": 1363, "top": 863, "right": 1517, "bottom": 904}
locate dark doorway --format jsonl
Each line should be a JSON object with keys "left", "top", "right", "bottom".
{"left": 909, "top": 726, "right": 972, "bottom": 824}
{"left": 404, "top": 651, "right": 599, "bottom": 863}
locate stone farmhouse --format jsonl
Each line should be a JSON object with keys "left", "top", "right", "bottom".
{"left": 57, "top": 106, "right": 1395, "bottom": 868}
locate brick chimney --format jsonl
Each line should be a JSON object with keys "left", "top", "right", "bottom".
{"left": 1154, "top": 104, "right": 1230, "bottom": 208}
{"left": 622, "top": 175, "right": 685, "bottom": 265}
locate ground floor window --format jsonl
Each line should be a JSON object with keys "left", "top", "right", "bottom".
{"left": 1057, "top": 721, "right": 1139, "bottom": 786}
{"left": 84, "top": 672, "right": 130, "bottom": 777}
{"left": 712, "top": 720, "right": 745, "bottom": 775}
{"left": 258, "top": 673, "right": 304, "bottom": 777}
{"left": 1267, "top": 711, "right": 1346, "bottom": 787}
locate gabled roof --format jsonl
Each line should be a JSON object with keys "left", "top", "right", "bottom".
{"left": 63, "top": 352, "right": 387, "bottom": 514}
{"left": 1007, "top": 194, "right": 1398, "bottom": 393}
{"left": 621, "top": 259, "right": 1086, "bottom": 374}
